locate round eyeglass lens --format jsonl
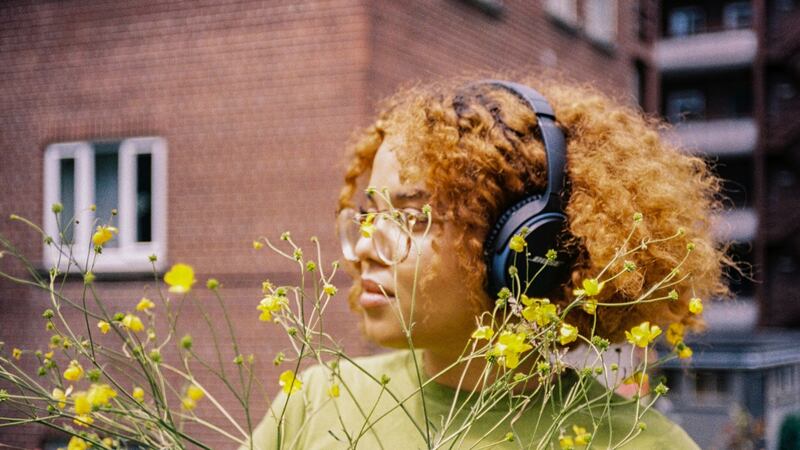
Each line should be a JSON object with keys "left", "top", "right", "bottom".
{"left": 336, "top": 208, "right": 361, "bottom": 263}
{"left": 373, "top": 213, "right": 411, "bottom": 264}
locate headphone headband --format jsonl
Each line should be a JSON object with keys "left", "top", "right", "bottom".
{"left": 465, "top": 80, "right": 568, "bottom": 207}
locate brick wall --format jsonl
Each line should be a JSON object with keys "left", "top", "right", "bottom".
{"left": 0, "top": 1, "right": 644, "bottom": 447}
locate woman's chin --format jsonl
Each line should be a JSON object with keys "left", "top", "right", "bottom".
{"left": 362, "top": 316, "right": 410, "bottom": 349}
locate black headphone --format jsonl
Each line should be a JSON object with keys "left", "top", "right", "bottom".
{"left": 468, "top": 80, "right": 576, "bottom": 299}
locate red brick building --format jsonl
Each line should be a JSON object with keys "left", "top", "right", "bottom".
{"left": 0, "top": 1, "right": 650, "bottom": 447}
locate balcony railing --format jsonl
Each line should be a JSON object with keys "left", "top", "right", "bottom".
{"left": 656, "top": 29, "right": 757, "bottom": 74}
{"left": 663, "top": 118, "right": 758, "bottom": 156}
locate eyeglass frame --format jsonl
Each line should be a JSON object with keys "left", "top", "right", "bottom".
{"left": 336, "top": 206, "right": 434, "bottom": 266}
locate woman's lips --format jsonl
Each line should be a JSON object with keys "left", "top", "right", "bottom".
{"left": 360, "top": 278, "right": 395, "bottom": 308}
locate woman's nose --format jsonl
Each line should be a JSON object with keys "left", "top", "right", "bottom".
{"left": 353, "top": 231, "right": 383, "bottom": 266}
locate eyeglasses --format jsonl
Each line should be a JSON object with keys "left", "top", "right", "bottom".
{"left": 337, "top": 207, "right": 431, "bottom": 265}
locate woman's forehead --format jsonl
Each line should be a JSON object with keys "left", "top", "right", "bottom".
{"left": 365, "top": 134, "right": 429, "bottom": 207}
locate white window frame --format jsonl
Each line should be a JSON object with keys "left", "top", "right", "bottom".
{"left": 584, "top": 0, "right": 618, "bottom": 44}
{"left": 43, "top": 137, "right": 168, "bottom": 274}
{"left": 545, "top": 0, "right": 579, "bottom": 28}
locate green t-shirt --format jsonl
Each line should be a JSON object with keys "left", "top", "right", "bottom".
{"left": 243, "top": 350, "right": 698, "bottom": 449}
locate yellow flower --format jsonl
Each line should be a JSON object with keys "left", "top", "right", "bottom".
{"left": 87, "top": 383, "right": 117, "bottom": 407}
{"left": 186, "top": 384, "right": 204, "bottom": 401}
{"left": 121, "top": 313, "right": 144, "bottom": 332}
{"left": 666, "top": 323, "right": 685, "bottom": 346}
{"left": 73, "top": 414, "right": 94, "bottom": 427}
{"left": 182, "top": 396, "right": 197, "bottom": 410}
{"left": 164, "top": 263, "right": 197, "bottom": 294}
{"left": 12, "top": 348, "right": 22, "bottom": 360}
{"left": 279, "top": 370, "right": 302, "bottom": 394}
{"left": 359, "top": 213, "right": 376, "bottom": 238}
{"left": 135, "top": 297, "right": 155, "bottom": 311}
{"left": 132, "top": 386, "right": 145, "bottom": 402}
{"left": 102, "top": 438, "right": 114, "bottom": 448}
{"left": 44, "top": 351, "right": 54, "bottom": 360}
{"left": 581, "top": 298, "right": 598, "bottom": 315}
{"left": 328, "top": 383, "right": 340, "bottom": 398}
{"left": 73, "top": 391, "right": 91, "bottom": 415}
{"left": 63, "top": 360, "right": 84, "bottom": 381}
{"left": 559, "top": 435, "right": 575, "bottom": 449}
{"left": 623, "top": 371, "right": 649, "bottom": 385}
{"left": 52, "top": 388, "right": 67, "bottom": 409}
{"left": 573, "top": 425, "right": 591, "bottom": 445}
{"left": 97, "top": 320, "right": 110, "bottom": 334}
{"left": 624, "top": 321, "right": 662, "bottom": 348}
{"left": 677, "top": 342, "right": 693, "bottom": 359}
{"left": 252, "top": 240, "right": 264, "bottom": 249}
{"left": 67, "top": 436, "right": 88, "bottom": 450}
{"left": 323, "top": 284, "right": 337, "bottom": 296}
{"left": 573, "top": 278, "right": 605, "bottom": 297}
{"left": 489, "top": 331, "right": 533, "bottom": 369}
{"left": 509, "top": 235, "right": 527, "bottom": 253}
{"left": 689, "top": 297, "right": 703, "bottom": 314}
{"left": 91, "top": 225, "right": 118, "bottom": 247}
{"left": 522, "top": 299, "right": 557, "bottom": 326}
{"left": 471, "top": 325, "right": 494, "bottom": 340}
{"left": 257, "top": 295, "right": 288, "bottom": 322}
{"left": 559, "top": 323, "right": 579, "bottom": 346}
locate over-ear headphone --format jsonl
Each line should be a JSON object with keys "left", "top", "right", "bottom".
{"left": 466, "top": 80, "right": 576, "bottom": 299}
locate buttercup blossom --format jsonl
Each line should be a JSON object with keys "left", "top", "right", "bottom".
{"left": 257, "top": 295, "right": 288, "bottom": 322}
{"left": 97, "top": 320, "right": 110, "bottom": 334}
{"left": 359, "top": 213, "right": 376, "bottom": 238}
{"left": 328, "top": 384, "right": 340, "bottom": 398}
{"left": 572, "top": 425, "right": 591, "bottom": 445}
{"left": 471, "top": 325, "right": 494, "bottom": 341}
{"left": 689, "top": 297, "right": 703, "bottom": 314}
{"left": 87, "top": 383, "right": 117, "bottom": 407}
{"left": 322, "top": 283, "right": 337, "bottom": 296}
{"left": 666, "top": 323, "right": 684, "bottom": 346}
{"left": 252, "top": 240, "right": 264, "bottom": 249}
{"left": 522, "top": 297, "right": 557, "bottom": 327}
{"left": 132, "top": 386, "right": 145, "bottom": 402}
{"left": 121, "top": 313, "right": 144, "bottom": 333}
{"left": 186, "top": 384, "right": 204, "bottom": 401}
{"left": 67, "top": 436, "right": 88, "bottom": 450}
{"left": 164, "top": 263, "right": 197, "bottom": 294}
{"left": 573, "top": 278, "right": 605, "bottom": 298}
{"left": 135, "top": 297, "right": 155, "bottom": 311}
{"left": 52, "top": 387, "right": 67, "bottom": 409}
{"left": 677, "top": 342, "right": 693, "bottom": 359}
{"left": 509, "top": 234, "right": 527, "bottom": 253}
{"left": 12, "top": 348, "right": 21, "bottom": 360}
{"left": 559, "top": 435, "right": 575, "bottom": 449}
{"left": 279, "top": 370, "right": 302, "bottom": 394}
{"left": 559, "top": 323, "right": 579, "bottom": 346}
{"left": 63, "top": 360, "right": 84, "bottom": 381}
{"left": 625, "top": 322, "right": 662, "bottom": 348}
{"left": 91, "top": 225, "right": 118, "bottom": 247}
{"left": 489, "top": 331, "right": 533, "bottom": 369}
{"left": 581, "top": 298, "right": 598, "bottom": 315}
{"left": 623, "top": 371, "right": 649, "bottom": 385}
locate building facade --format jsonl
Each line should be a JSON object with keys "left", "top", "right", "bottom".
{"left": 0, "top": 1, "right": 644, "bottom": 448}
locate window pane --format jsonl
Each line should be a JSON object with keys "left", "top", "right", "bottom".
{"left": 59, "top": 158, "right": 75, "bottom": 244}
{"left": 136, "top": 153, "right": 152, "bottom": 242}
{"left": 94, "top": 142, "right": 120, "bottom": 248}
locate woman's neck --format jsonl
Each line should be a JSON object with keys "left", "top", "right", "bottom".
{"left": 421, "top": 345, "right": 540, "bottom": 394}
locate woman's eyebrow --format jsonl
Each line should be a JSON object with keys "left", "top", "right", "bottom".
{"left": 364, "top": 188, "right": 429, "bottom": 206}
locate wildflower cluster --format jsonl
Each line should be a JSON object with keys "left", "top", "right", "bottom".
{"left": 0, "top": 199, "right": 706, "bottom": 449}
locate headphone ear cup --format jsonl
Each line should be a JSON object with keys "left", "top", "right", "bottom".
{"left": 486, "top": 212, "right": 574, "bottom": 299}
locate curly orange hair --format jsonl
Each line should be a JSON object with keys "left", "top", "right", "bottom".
{"left": 338, "top": 74, "right": 730, "bottom": 342}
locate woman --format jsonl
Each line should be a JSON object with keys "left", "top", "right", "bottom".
{"left": 245, "top": 76, "right": 728, "bottom": 449}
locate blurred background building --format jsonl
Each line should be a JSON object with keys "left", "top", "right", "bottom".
{"left": 0, "top": 1, "right": 798, "bottom": 449}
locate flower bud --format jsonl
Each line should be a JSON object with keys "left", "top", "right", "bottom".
{"left": 180, "top": 335, "right": 193, "bottom": 350}
{"left": 206, "top": 278, "right": 219, "bottom": 290}
{"left": 51, "top": 203, "right": 63, "bottom": 214}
